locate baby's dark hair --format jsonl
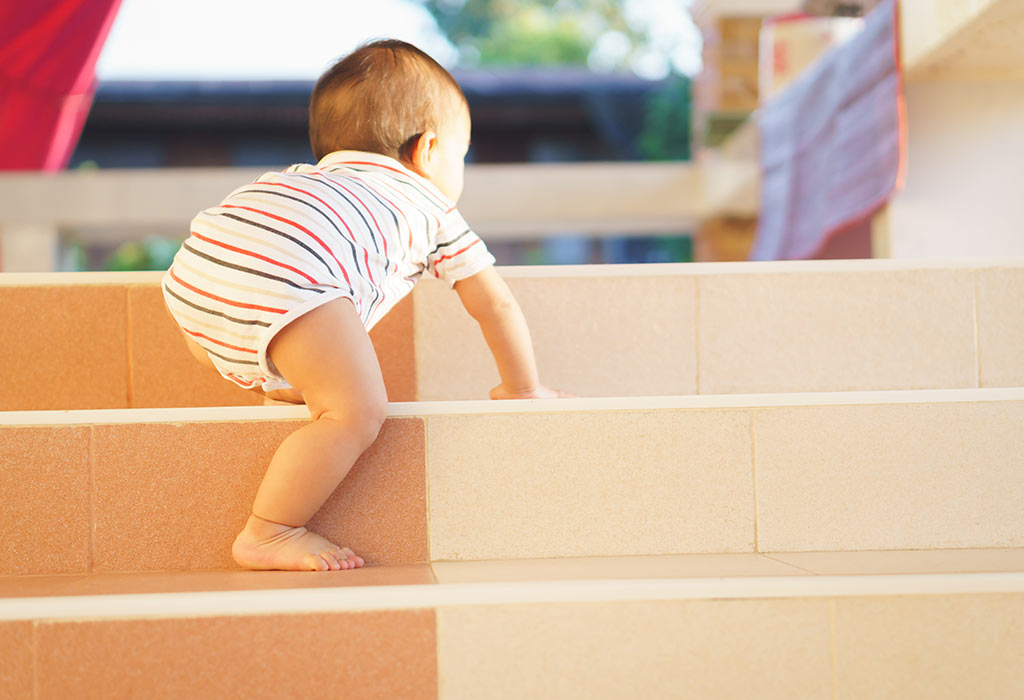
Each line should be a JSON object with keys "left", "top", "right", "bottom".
{"left": 309, "top": 39, "right": 466, "bottom": 162}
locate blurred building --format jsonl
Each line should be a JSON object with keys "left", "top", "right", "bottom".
{"left": 71, "top": 68, "right": 669, "bottom": 169}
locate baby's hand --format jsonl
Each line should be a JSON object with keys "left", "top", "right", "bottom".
{"left": 489, "top": 384, "right": 576, "bottom": 400}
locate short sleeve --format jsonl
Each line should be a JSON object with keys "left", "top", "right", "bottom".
{"left": 426, "top": 208, "right": 496, "bottom": 286}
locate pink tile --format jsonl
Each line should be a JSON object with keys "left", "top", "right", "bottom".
{"left": 369, "top": 295, "right": 416, "bottom": 402}
{"left": 128, "top": 286, "right": 262, "bottom": 408}
{"left": 308, "top": 418, "right": 428, "bottom": 564}
{"left": 0, "top": 286, "right": 128, "bottom": 410}
{"left": 130, "top": 286, "right": 414, "bottom": 406}
{"left": 0, "top": 621, "right": 34, "bottom": 700}
{"left": 92, "top": 417, "right": 427, "bottom": 572}
{"left": 0, "top": 426, "right": 91, "bottom": 575}
{"left": 38, "top": 610, "right": 437, "bottom": 700}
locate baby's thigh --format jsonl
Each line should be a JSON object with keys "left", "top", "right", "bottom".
{"left": 179, "top": 329, "right": 218, "bottom": 372}
{"left": 267, "top": 298, "right": 387, "bottom": 422}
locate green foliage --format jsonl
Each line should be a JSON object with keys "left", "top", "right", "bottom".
{"left": 105, "top": 237, "right": 181, "bottom": 271}
{"left": 636, "top": 75, "right": 692, "bottom": 161}
{"left": 423, "top": 0, "right": 627, "bottom": 67}
{"left": 422, "top": 0, "right": 694, "bottom": 162}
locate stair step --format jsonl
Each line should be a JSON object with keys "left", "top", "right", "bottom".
{"left": 2, "top": 259, "right": 1022, "bottom": 410}
{"left": 3, "top": 389, "right": 1022, "bottom": 576}
{"left": 2, "top": 550, "right": 1023, "bottom": 699}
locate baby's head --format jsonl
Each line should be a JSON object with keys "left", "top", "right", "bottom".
{"left": 309, "top": 39, "right": 471, "bottom": 201}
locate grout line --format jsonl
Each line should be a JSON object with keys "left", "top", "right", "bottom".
{"left": 829, "top": 599, "right": 839, "bottom": 700}
{"left": 124, "top": 287, "right": 134, "bottom": 407}
{"left": 694, "top": 276, "right": 702, "bottom": 395}
{"left": 972, "top": 269, "right": 983, "bottom": 388}
{"left": 750, "top": 410, "right": 759, "bottom": 552}
{"left": 760, "top": 552, "right": 818, "bottom": 576}
{"left": 423, "top": 416, "right": 434, "bottom": 569}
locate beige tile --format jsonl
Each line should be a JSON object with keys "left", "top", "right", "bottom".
{"left": 755, "top": 401, "right": 1024, "bottom": 552}
{"left": 699, "top": 269, "right": 977, "bottom": 393}
{"left": 128, "top": 286, "right": 261, "bottom": 409}
{"left": 0, "top": 426, "right": 91, "bottom": 575}
{"left": 0, "top": 286, "right": 128, "bottom": 410}
{"left": 768, "top": 548, "right": 1024, "bottom": 576}
{"left": 427, "top": 409, "right": 754, "bottom": 561}
{"left": 438, "top": 598, "right": 832, "bottom": 700}
{"left": 0, "top": 564, "right": 435, "bottom": 598}
{"left": 977, "top": 267, "right": 1024, "bottom": 387}
{"left": 833, "top": 594, "right": 1024, "bottom": 699}
{"left": 0, "top": 621, "right": 34, "bottom": 700}
{"left": 432, "top": 553, "right": 806, "bottom": 584}
{"left": 414, "top": 275, "right": 697, "bottom": 400}
{"left": 38, "top": 610, "right": 437, "bottom": 700}
{"left": 92, "top": 417, "right": 427, "bottom": 572}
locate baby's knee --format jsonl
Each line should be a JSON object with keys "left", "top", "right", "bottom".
{"left": 316, "top": 399, "right": 387, "bottom": 449}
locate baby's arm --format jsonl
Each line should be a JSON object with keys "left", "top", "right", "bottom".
{"left": 454, "top": 266, "right": 569, "bottom": 399}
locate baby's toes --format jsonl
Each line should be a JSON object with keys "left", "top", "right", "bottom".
{"left": 340, "top": 548, "right": 364, "bottom": 568}
{"left": 304, "top": 552, "right": 329, "bottom": 571}
{"left": 323, "top": 551, "right": 346, "bottom": 570}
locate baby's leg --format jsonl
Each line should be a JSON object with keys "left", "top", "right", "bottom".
{"left": 232, "top": 297, "right": 387, "bottom": 571}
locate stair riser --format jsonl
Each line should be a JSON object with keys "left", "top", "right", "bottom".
{"left": 3, "top": 593, "right": 1022, "bottom": 699}
{"left": 3, "top": 397, "right": 1021, "bottom": 575}
{"left": 3, "top": 263, "right": 1022, "bottom": 410}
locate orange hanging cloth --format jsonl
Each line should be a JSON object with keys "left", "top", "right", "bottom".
{"left": 0, "top": 0, "right": 122, "bottom": 171}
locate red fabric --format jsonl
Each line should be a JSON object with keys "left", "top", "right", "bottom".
{"left": 0, "top": 0, "right": 122, "bottom": 171}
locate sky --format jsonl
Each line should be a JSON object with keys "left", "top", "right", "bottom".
{"left": 95, "top": 0, "right": 702, "bottom": 82}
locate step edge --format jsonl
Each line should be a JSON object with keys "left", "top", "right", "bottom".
{"left": 4, "top": 572, "right": 1024, "bottom": 622}
{"left": 3, "top": 388, "right": 1023, "bottom": 426}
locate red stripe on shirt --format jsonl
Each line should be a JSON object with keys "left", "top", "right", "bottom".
{"left": 433, "top": 238, "right": 483, "bottom": 265}
{"left": 220, "top": 203, "right": 349, "bottom": 283}
{"left": 169, "top": 268, "right": 287, "bottom": 314}
{"left": 191, "top": 230, "right": 321, "bottom": 286}
{"left": 183, "top": 328, "right": 259, "bottom": 354}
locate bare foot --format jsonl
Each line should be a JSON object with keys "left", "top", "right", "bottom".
{"left": 232, "top": 515, "right": 365, "bottom": 571}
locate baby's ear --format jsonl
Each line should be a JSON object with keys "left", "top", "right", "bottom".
{"left": 408, "top": 130, "right": 438, "bottom": 177}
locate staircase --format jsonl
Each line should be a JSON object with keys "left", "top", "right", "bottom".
{"left": 2, "top": 260, "right": 1023, "bottom": 699}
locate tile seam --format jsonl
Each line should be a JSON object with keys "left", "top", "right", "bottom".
{"left": 829, "top": 599, "right": 839, "bottom": 700}
{"left": 423, "top": 416, "right": 433, "bottom": 568}
{"left": 759, "top": 553, "right": 818, "bottom": 576}
{"left": 972, "top": 269, "right": 983, "bottom": 388}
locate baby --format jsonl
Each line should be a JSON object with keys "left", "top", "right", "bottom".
{"left": 162, "top": 39, "right": 567, "bottom": 572}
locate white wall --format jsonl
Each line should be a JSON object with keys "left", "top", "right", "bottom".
{"left": 889, "top": 80, "right": 1024, "bottom": 258}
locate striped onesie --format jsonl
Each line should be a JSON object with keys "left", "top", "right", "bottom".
{"left": 162, "top": 151, "right": 495, "bottom": 392}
